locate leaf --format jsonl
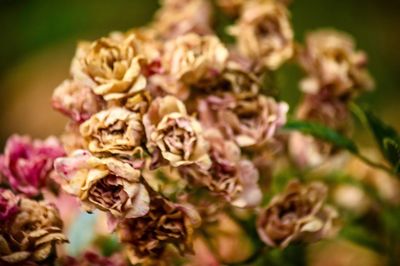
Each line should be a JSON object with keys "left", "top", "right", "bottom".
{"left": 283, "top": 120, "right": 358, "bottom": 153}
{"left": 364, "top": 109, "right": 400, "bottom": 167}
{"left": 383, "top": 138, "right": 400, "bottom": 167}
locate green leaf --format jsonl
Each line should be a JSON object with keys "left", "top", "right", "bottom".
{"left": 364, "top": 110, "right": 400, "bottom": 167}
{"left": 340, "top": 225, "right": 384, "bottom": 254}
{"left": 283, "top": 120, "right": 358, "bottom": 153}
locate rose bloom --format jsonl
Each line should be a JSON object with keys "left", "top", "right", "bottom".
{"left": 143, "top": 96, "right": 211, "bottom": 169}
{"left": 52, "top": 79, "right": 103, "bottom": 123}
{"left": 117, "top": 193, "right": 201, "bottom": 264}
{"left": 229, "top": 0, "right": 294, "bottom": 70}
{"left": 199, "top": 93, "right": 288, "bottom": 148}
{"left": 0, "top": 196, "right": 67, "bottom": 265}
{"left": 162, "top": 33, "right": 229, "bottom": 87}
{"left": 0, "top": 135, "right": 65, "bottom": 197}
{"left": 55, "top": 150, "right": 149, "bottom": 219}
{"left": 257, "top": 180, "right": 338, "bottom": 248}
{"left": 180, "top": 129, "right": 262, "bottom": 208}
{"left": 80, "top": 107, "right": 144, "bottom": 157}
{"left": 71, "top": 33, "right": 147, "bottom": 101}
{"left": 299, "top": 30, "right": 374, "bottom": 97}
{"left": 153, "top": 0, "right": 213, "bottom": 39}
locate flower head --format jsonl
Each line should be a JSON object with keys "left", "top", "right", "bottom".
{"left": 80, "top": 107, "right": 144, "bottom": 157}
{"left": 143, "top": 96, "right": 211, "bottom": 169}
{"left": 257, "top": 180, "right": 338, "bottom": 248}
{"left": 0, "top": 135, "right": 65, "bottom": 197}
{"left": 71, "top": 34, "right": 147, "bottom": 101}
{"left": 0, "top": 197, "right": 67, "bottom": 264}
{"left": 117, "top": 193, "right": 201, "bottom": 263}
{"left": 52, "top": 79, "right": 103, "bottom": 123}
{"left": 299, "top": 30, "right": 374, "bottom": 97}
{"left": 199, "top": 94, "right": 288, "bottom": 148}
{"left": 180, "top": 129, "right": 262, "bottom": 208}
{"left": 229, "top": 0, "right": 294, "bottom": 70}
{"left": 55, "top": 150, "right": 149, "bottom": 219}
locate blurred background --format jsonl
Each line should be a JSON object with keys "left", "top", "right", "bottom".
{"left": 0, "top": 0, "right": 399, "bottom": 146}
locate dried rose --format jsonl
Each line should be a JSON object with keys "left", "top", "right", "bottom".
{"left": 0, "top": 135, "right": 65, "bottom": 197}
{"left": 143, "top": 96, "right": 211, "bottom": 169}
{"left": 61, "top": 251, "right": 127, "bottom": 266}
{"left": 71, "top": 34, "right": 147, "bottom": 101}
{"left": 199, "top": 94, "right": 288, "bottom": 148}
{"left": 54, "top": 150, "right": 149, "bottom": 219}
{"left": 0, "top": 189, "right": 19, "bottom": 222}
{"left": 117, "top": 193, "right": 201, "bottom": 263}
{"left": 52, "top": 79, "right": 103, "bottom": 123}
{"left": 80, "top": 107, "right": 144, "bottom": 157}
{"left": 257, "top": 180, "right": 338, "bottom": 248}
{"left": 299, "top": 30, "right": 374, "bottom": 97}
{"left": 229, "top": 0, "right": 294, "bottom": 70}
{"left": 162, "top": 33, "right": 229, "bottom": 87}
{"left": 0, "top": 197, "right": 67, "bottom": 264}
{"left": 154, "top": 0, "right": 213, "bottom": 39}
{"left": 180, "top": 129, "right": 262, "bottom": 208}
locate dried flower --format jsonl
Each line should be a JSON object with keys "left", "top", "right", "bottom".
{"left": 52, "top": 79, "right": 103, "bottom": 123}
{"left": 229, "top": 0, "right": 294, "bottom": 70}
{"left": 199, "top": 94, "right": 288, "bottom": 148}
{"left": 143, "top": 96, "right": 211, "bottom": 169}
{"left": 0, "top": 197, "right": 67, "bottom": 264}
{"left": 54, "top": 150, "right": 149, "bottom": 219}
{"left": 180, "top": 129, "right": 262, "bottom": 208}
{"left": 162, "top": 33, "right": 229, "bottom": 87}
{"left": 299, "top": 30, "right": 374, "bottom": 97}
{"left": 61, "top": 251, "right": 127, "bottom": 266}
{"left": 71, "top": 34, "right": 147, "bottom": 101}
{"left": 80, "top": 107, "right": 144, "bottom": 157}
{"left": 154, "top": 0, "right": 213, "bottom": 39}
{"left": 117, "top": 193, "right": 201, "bottom": 263}
{"left": 257, "top": 180, "right": 338, "bottom": 248}
{"left": 0, "top": 189, "right": 19, "bottom": 222}
{"left": 0, "top": 135, "right": 65, "bottom": 197}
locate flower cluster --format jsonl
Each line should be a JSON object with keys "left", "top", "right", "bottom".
{"left": 49, "top": 0, "right": 290, "bottom": 263}
{"left": 290, "top": 30, "right": 374, "bottom": 168}
{"left": 4, "top": 0, "right": 386, "bottom": 264}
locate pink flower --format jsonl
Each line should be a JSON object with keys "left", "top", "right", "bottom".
{"left": 61, "top": 251, "right": 127, "bottom": 266}
{"left": 0, "top": 135, "right": 65, "bottom": 196}
{"left": 0, "top": 189, "right": 19, "bottom": 222}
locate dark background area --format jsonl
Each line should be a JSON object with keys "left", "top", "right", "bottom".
{"left": 0, "top": 0, "right": 399, "bottom": 144}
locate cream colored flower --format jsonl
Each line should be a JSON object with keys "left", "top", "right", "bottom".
{"left": 80, "top": 107, "right": 144, "bottom": 157}
{"left": 71, "top": 34, "right": 147, "bottom": 101}
{"left": 143, "top": 96, "right": 211, "bottom": 169}
{"left": 52, "top": 79, "right": 103, "bottom": 123}
{"left": 257, "top": 180, "right": 338, "bottom": 248}
{"left": 299, "top": 30, "right": 374, "bottom": 97}
{"left": 0, "top": 198, "right": 67, "bottom": 264}
{"left": 199, "top": 93, "right": 288, "bottom": 148}
{"left": 229, "top": 0, "right": 294, "bottom": 70}
{"left": 55, "top": 150, "right": 150, "bottom": 219}
{"left": 162, "top": 33, "right": 229, "bottom": 87}
{"left": 154, "top": 0, "right": 213, "bottom": 39}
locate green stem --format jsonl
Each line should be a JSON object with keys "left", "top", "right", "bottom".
{"left": 354, "top": 152, "right": 394, "bottom": 175}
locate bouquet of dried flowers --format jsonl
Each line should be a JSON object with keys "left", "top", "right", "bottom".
{"left": 1, "top": 0, "right": 399, "bottom": 265}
